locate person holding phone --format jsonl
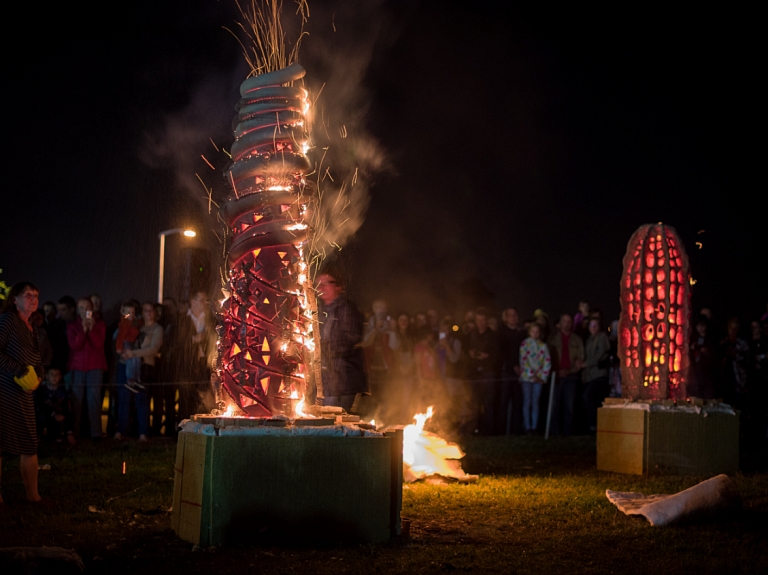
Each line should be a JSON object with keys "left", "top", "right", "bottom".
{"left": 67, "top": 297, "right": 107, "bottom": 441}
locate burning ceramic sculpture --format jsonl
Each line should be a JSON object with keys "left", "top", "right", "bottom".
{"left": 218, "top": 62, "right": 316, "bottom": 416}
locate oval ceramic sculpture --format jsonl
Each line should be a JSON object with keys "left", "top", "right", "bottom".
{"left": 619, "top": 223, "right": 691, "bottom": 400}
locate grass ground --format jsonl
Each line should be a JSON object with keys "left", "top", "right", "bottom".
{"left": 1, "top": 435, "right": 766, "bottom": 575}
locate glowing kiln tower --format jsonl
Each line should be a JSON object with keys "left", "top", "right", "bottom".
{"left": 218, "top": 63, "right": 315, "bottom": 416}
{"left": 618, "top": 223, "right": 691, "bottom": 400}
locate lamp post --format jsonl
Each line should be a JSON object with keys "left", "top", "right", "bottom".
{"left": 158, "top": 228, "right": 196, "bottom": 303}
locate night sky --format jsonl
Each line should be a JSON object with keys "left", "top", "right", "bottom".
{"left": 2, "top": 1, "right": 763, "bottom": 327}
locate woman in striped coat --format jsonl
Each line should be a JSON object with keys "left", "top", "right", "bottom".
{"left": 0, "top": 282, "right": 46, "bottom": 506}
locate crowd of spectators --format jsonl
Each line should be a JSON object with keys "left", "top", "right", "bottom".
{"left": 17, "top": 285, "right": 768, "bottom": 444}
{"left": 30, "top": 292, "right": 217, "bottom": 443}
{"left": 358, "top": 299, "right": 768, "bottom": 440}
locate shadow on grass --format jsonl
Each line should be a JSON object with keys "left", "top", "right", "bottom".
{"left": 458, "top": 435, "right": 597, "bottom": 476}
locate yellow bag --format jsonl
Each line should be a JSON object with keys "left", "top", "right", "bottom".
{"left": 14, "top": 365, "right": 40, "bottom": 392}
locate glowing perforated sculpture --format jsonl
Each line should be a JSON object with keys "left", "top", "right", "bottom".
{"left": 218, "top": 63, "right": 316, "bottom": 416}
{"left": 619, "top": 223, "right": 691, "bottom": 400}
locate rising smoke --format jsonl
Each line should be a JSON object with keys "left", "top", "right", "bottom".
{"left": 138, "top": 1, "right": 392, "bottom": 278}
{"left": 296, "top": 1, "right": 392, "bottom": 267}
{"left": 138, "top": 70, "right": 242, "bottom": 214}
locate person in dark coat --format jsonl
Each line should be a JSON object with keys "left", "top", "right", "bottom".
{"left": 468, "top": 307, "right": 500, "bottom": 435}
{"left": 153, "top": 297, "right": 180, "bottom": 436}
{"left": 498, "top": 307, "right": 526, "bottom": 435}
{"left": 0, "top": 282, "right": 47, "bottom": 505}
{"left": 317, "top": 272, "right": 367, "bottom": 412}
{"left": 34, "top": 367, "right": 75, "bottom": 444}
{"left": 175, "top": 291, "right": 217, "bottom": 420}
{"left": 44, "top": 297, "right": 73, "bottom": 375}
{"left": 689, "top": 314, "right": 717, "bottom": 399}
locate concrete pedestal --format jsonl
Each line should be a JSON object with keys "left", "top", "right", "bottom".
{"left": 172, "top": 429, "right": 403, "bottom": 546}
{"left": 597, "top": 406, "right": 739, "bottom": 475}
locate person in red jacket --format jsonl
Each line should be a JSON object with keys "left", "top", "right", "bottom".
{"left": 67, "top": 297, "right": 107, "bottom": 441}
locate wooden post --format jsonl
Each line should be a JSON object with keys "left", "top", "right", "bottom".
{"left": 545, "top": 371, "right": 556, "bottom": 439}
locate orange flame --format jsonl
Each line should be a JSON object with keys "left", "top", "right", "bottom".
{"left": 402, "top": 407, "right": 476, "bottom": 483}
{"left": 295, "top": 396, "right": 307, "bottom": 417}
{"left": 292, "top": 393, "right": 316, "bottom": 419}
{"left": 222, "top": 403, "right": 237, "bottom": 417}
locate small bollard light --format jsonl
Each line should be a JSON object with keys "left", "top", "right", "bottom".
{"left": 122, "top": 462, "right": 126, "bottom": 475}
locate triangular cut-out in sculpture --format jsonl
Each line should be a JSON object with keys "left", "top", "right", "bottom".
{"left": 260, "top": 377, "right": 269, "bottom": 394}
{"left": 231, "top": 343, "right": 241, "bottom": 356}
{"left": 252, "top": 249, "right": 261, "bottom": 258}
{"left": 262, "top": 355, "right": 270, "bottom": 365}
{"left": 262, "top": 337, "right": 270, "bottom": 352}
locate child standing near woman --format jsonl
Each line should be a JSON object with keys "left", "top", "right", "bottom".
{"left": 519, "top": 323, "right": 552, "bottom": 435}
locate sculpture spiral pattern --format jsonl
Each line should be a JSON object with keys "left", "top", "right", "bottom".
{"left": 218, "top": 63, "right": 314, "bottom": 416}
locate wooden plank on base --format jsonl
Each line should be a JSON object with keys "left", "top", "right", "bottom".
{"left": 596, "top": 408, "right": 646, "bottom": 475}
{"left": 170, "top": 431, "right": 186, "bottom": 534}
{"left": 177, "top": 433, "right": 209, "bottom": 545}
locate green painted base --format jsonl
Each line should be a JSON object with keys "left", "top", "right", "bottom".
{"left": 597, "top": 407, "right": 739, "bottom": 475}
{"left": 172, "top": 430, "right": 403, "bottom": 546}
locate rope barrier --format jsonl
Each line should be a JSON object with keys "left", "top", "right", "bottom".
{"left": 62, "top": 373, "right": 616, "bottom": 387}
{"left": 64, "top": 380, "right": 212, "bottom": 388}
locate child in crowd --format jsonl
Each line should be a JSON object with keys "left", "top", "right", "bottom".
{"left": 34, "top": 368, "right": 76, "bottom": 445}
{"left": 519, "top": 323, "right": 552, "bottom": 435}
{"left": 115, "top": 301, "right": 142, "bottom": 392}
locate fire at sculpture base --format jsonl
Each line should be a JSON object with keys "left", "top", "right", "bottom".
{"left": 171, "top": 419, "right": 403, "bottom": 546}
{"left": 596, "top": 399, "right": 739, "bottom": 475}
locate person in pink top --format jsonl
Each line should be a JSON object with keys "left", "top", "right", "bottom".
{"left": 519, "top": 323, "right": 552, "bottom": 435}
{"left": 67, "top": 297, "right": 107, "bottom": 441}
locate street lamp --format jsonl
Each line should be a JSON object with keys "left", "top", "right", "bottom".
{"left": 158, "top": 228, "right": 196, "bottom": 303}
